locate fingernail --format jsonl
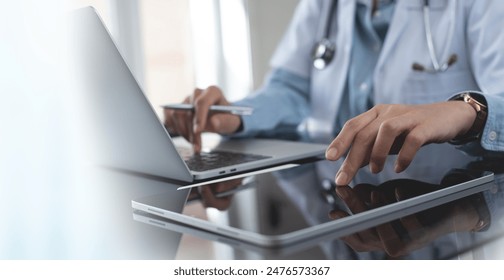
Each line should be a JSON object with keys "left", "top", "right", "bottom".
{"left": 369, "top": 162, "right": 377, "bottom": 174}
{"left": 325, "top": 147, "right": 338, "bottom": 159}
{"left": 394, "top": 162, "right": 402, "bottom": 173}
{"left": 335, "top": 171, "right": 348, "bottom": 186}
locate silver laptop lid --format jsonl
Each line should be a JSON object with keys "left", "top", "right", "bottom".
{"left": 71, "top": 7, "right": 193, "bottom": 182}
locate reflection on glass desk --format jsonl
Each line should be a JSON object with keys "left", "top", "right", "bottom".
{"left": 7, "top": 144, "right": 502, "bottom": 259}
{"left": 131, "top": 153, "right": 504, "bottom": 260}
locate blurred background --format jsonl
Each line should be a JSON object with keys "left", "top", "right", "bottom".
{"left": 0, "top": 0, "right": 299, "bottom": 258}
{"left": 70, "top": 0, "right": 297, "bottom": 118}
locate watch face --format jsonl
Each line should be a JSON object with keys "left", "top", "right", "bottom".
{"left": 462, "top": 93, "right": 471, "bottom": 102}
{"left": 464, "top": 92, "right": 487, "bottom": 106}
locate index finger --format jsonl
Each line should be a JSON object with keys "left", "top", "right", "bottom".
{"left": 188, "top": 89, "right": 203, "bottom": 152}
{"left": 193, "top": 87, "right": 225, "bottom": 152}
{"left": 326, "top": 108, "right": 378, "bottom": 161}
{"left": 193, "top": 86, "right": 225, "bottom": 134}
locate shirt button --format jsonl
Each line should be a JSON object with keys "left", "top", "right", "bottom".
{"left": 489, "top": 131, "right": 497, "bottom": 141}
{"left": 359, "top": 82, "right": 369, "bottom": 92}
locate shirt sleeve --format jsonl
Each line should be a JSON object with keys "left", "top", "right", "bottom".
{"left": 479, "top": 94, "right": 504, "bottom": 152}
{"left": 229, "top": 0, "right": 324, "bottom": 138}
{"left": 455, "top": 1, "right": 504, "bottom": 154}
{"left": 232, "top": 68, "right": 311, "bottom": 138}
{"left": 457, "top": 1, "right": 504, "bottom": 228}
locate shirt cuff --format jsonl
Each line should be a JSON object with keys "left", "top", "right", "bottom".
{"left": 479, "top": 94, "right": 504, "bottom": 152}
{"left": 447, "top": 92, "right": 504, "bottom": 154}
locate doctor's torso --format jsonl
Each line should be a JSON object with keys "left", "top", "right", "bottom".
{"left": 271, "top": 0, "right": 481, "bottom": 143}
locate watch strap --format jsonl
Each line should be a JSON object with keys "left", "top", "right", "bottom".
{"left": 449, "top": 92, "right": 488, "bottom": 145}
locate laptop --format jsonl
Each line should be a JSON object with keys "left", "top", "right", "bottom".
{"left": 71, "top": 7, "right": 327, "bottom": 182}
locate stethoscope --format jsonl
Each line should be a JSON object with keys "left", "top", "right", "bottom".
{"left": 311, "top": 0, "right": 337, "bottom": 70}
{"left": 312, "top": 0, "right": 458, "bottom": 72}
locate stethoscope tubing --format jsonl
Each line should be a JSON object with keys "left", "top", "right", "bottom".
{"left": 313, "top": 0, "right": 457, "bottom": 73}
{"left": 423, "top": 4, "right": 441, "bottom": 70}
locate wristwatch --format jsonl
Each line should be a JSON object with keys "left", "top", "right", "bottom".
{"left": 448, "top": 92, "right": 488, "bottom": 145}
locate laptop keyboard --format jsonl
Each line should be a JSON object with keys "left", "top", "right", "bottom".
{"left": 177, "top": 147, "right": 271, "bottom": 172}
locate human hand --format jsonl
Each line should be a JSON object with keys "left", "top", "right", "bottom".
{"left": 329, "top": 180, "right": 481, "bottom": 257}
{"left": 325, "top": 102, "right": 477, "bottom": 185}
{"left": 187, "top": 178, "right": 243, "bottom": 211}
{"left": 164, "top": 86, "right": 242, "bottom": 153}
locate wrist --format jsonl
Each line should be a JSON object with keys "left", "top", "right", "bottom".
{"left": 448, "top": 92, "right": 488, "bottom": 145}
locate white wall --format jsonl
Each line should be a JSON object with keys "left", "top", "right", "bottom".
{"left": 245, "top": 0, "right": 298, "bottom": 90}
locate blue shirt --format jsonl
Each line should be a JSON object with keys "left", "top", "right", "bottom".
{"left": 334, "top": 0, "right": 395, "bottom": 134}
{"left": 235, "top": 0, "right": 396, "bottom": 137}
{"left": 232, "top": 0, "right": 504, "bottom": 228}
{"left": 233, "top": 0, "right": 504, "bottom": 157}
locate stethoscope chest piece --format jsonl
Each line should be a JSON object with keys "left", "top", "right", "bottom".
{"left": 312, "top": 38, "right": 336, "bottom": 70}
{"left": 312, "top": 0, "right": 338, "bottom": 70}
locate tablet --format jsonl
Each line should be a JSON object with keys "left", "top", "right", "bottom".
{"left": 131, "top": 210, "right": 330, "bottom": 257}
{"left": 131, "top": 165, "right": 495, "bottom": 248}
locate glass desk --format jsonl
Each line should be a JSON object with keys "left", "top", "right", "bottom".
{"left": 130, "top": 144, "right": 504, "bottom": 260}
{"left": 2, "top": 144, "right": 503, "bottom": 260}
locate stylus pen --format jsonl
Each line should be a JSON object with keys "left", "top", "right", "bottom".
{"left": 161, "top": 104, "right": 254, "bottom": 116}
